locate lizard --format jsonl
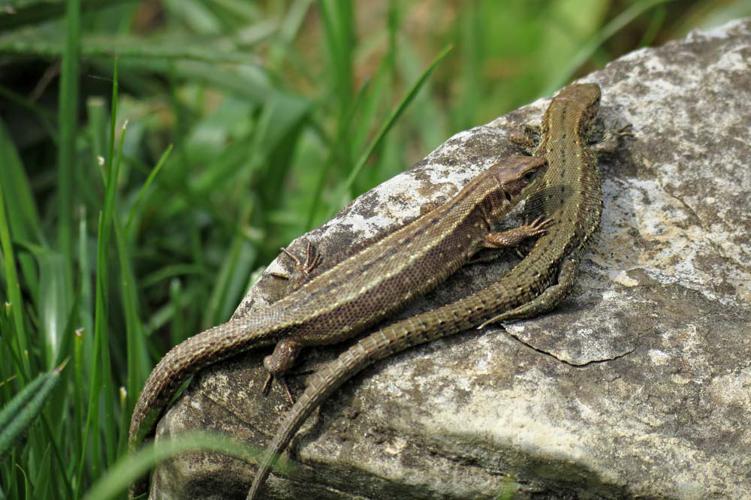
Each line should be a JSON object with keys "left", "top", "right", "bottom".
{"left": 128, "top": 153, "right": 551, "bottom": 494}
{"left": 246, "top": 82, "right": 609, "bottom": 499}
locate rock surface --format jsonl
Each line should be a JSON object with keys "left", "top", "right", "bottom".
{"left": 151, "top": 18, "right": 751, "bottom": 499}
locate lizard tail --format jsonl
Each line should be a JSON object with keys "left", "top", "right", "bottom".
{"left": 246, "top": 311, "right": 475, "bottom": 499}
{"left": 128, "top": 316, "right": 280, "bottom": 497}
{"left": 246, "top": 339, "right": 380, "bottom": 499}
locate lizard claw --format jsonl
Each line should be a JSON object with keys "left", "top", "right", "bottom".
{"left": 526, "top": 216, "right": 555, "bottom": 236}
{"left": 280, "top": 240, "right": 322, "bottom": 276}
{"left": 261, "top": 372, "right": 296, "bottom": 405}
{"left": 280, "top": 246, "right": 302, "bottom": 267}
{"left": 261, "top": 372, "right": 274, "bottom": 396}
{"left": 281, "top": 378, "right": 295, "bottom": 405}
{"left": 616, "top": 123, "right": 635, "bottom": 137}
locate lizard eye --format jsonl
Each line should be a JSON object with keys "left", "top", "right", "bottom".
{"left": 503, "top": 189, "right": 513, "bottom": 202}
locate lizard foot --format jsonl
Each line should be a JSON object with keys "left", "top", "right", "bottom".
{"left": 590, "top": 123, "right": 634, "bottom": 156}
{"left": 261, "top": 338, "right": 302, "bottom": 404}
{"left": 509, "top": 123, "right": 541, "bottom": 153}
{"left": 483, "top": 216, "right": 553, "bottom": 249}
{"left": 271, "top": 240, "right": 323, "bottom": 280}
{"left": 261, "top": 373, "right": 295, "bottom": 405}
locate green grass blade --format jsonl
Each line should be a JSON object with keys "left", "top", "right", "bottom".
{"left": 320, "top": 0, "right": 354, "bottom": 113}
{"left": 125, "top": 144, "right": 173, "bottom": 232}
{"left": 40, "top": 415, "right": 75, "bottom": 499}
{"left": 56, "top": 0, "right": 80, "bottom": 300}
{"left": 77, "top": 210, "right": 94, "bottom": 338}
{"left": 395, "top": 34, "right": 447, "bottom": 150}
{"left": 638, "top": 5, "right": 667, "bottom": 47}
{"left": 114, "top": 216, "right": 149, "bottom": 411}
{"left": 72, "top": 326, "right": 85, "bottom": 465}
{"left": 330, "top": 44, "right": 453, "bottom": 215}
{"left": 83, "top": 432, "right": 289, "bottom": 500}
{"left": 0, "top": 362, "right": 66, "bottom": 457}
{"left": 116, "top": 386, "right": 129, "bottom": 458}
{"left": 36, "top": 251, "right": 71, "bottom": 367}
{"left": 0, "top": 118, "right": 43, "bottom": 307}
{"left": 80, "top": 58, "right": 121, "bottom": 485}
{"left": 131, "top": 60, "right": 274, "bottom": 103}
{"left": 0, "top": 170, "right": 31, "bottom": 379}
{"left": 204, "top": 217, "right": 257, "bottom": 326}
{"left": 0, "top": 373, "right": 48, "bottom": 435}
{"left": 543, "top": 0, "right": 674, "bottom": 95}
{"left": 0, "top": 30, "right": 266, "bottom": 65}
{"left": 303, "top": 74, "right": 374, "bottom": 229}
{"left": 0, "top": 119, "right": 45, "bottom": 245}
{"left": 168, "top": 278, "right": 184, "bottom": 348}
{"left": 320, "top": 0, "right": 355, "bottom": 193}
{"left": 0, "top": 0, "right": 130, "bottom": 31}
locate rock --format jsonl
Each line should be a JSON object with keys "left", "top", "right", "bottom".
{"left": 151, "top": 18, "right": 751, "bottom": 499}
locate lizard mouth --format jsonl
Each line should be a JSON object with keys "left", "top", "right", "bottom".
{"left": 503, "top": 189, "right": 514, "bottom": 203}
{"left": 503, "top": 156, "right": 546, "bottom": 200}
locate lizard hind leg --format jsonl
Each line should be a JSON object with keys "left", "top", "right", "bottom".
{"left": 261, "top": 373, "right": 295, "bottom": 404}
{"left": 468, "top": 218, "right": 552, "bottom": 266}
{"left": 478, "top": 257, "right": 579, "bottom": 329}
{"left": 589, "top": 123, "right": 634, "bottom": 156}
{"left": 262, "top": 338, "right": 303, "bottom": 404}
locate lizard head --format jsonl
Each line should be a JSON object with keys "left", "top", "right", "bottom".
{"left": 544, "top": 83, "right": 602, "bottom": 137}
{"left": 481, "top": 154, "right": 547, "bottom": 219}
{"left": 492, "top": 155, "right": 547, "bottom": 204}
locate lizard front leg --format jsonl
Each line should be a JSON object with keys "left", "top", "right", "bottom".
{"left": 483, "top": 217, "right": 553, "bottom": 248}
{"left": 469, "top": 217, "right": 552, "bottom": 265}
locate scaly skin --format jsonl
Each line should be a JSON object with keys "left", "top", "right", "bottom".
{"left": 128, "top": 154, "right": 548, "bottom": 495}
{"left": 247, "top": 83, "right": 605, "bottom": 499}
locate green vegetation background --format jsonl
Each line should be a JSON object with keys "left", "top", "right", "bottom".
{"left": 0, "top": 1, "right": 748, "bottom": 498}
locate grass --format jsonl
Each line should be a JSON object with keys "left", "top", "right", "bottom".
{"left": 1, "top": 0, "right": 750, "bottom": 498}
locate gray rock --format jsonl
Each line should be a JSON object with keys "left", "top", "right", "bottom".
{"left": 151, "top": 18, "right": 751, "bottom": 500}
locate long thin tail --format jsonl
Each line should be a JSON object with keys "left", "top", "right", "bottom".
{"left": 246, "top": 339, "right": 377, "bottom": 499}
{"left": 128, "top": 317, "right": 278, "bottom": 497}
{"left": 246, "top": 308, "right": 484, "bottom": 499}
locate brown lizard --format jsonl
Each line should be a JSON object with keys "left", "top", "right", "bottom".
{"left": 247, "top": 82, "right": 609, "bottom": 499}
{"left": 128, "top": 153, "right": 550, "bottom": 494}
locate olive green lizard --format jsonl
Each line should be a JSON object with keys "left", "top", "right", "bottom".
{"left": 247, "top": 83, "right": 608, "bottom": 499}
